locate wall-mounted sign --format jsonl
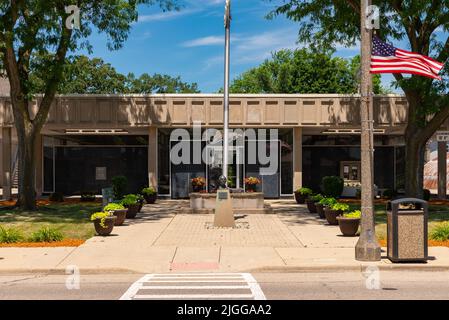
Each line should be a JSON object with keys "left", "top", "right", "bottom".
{"left": 437, "top": 131, "right": 449, "bottom": 142}
{"left": 96, "top": 167, "right": 107, "bottom": 180}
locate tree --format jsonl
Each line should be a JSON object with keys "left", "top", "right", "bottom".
{"left": 229, "top": 48, "right": 386, "bottom": 94}
{"left": 30, "top": 55, "right": 199, "bottom": 94}
{"left": 268, "top": 0, "right": 449, "bottom": 198}
{"left": 0, "top": 0, "right": 178, "bottom": 210}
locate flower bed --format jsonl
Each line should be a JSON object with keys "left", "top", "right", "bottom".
{"left": 0, "top": 239, "right": 85, "bottom": 247}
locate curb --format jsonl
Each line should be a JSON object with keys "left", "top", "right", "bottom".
{"left": 2, "top": 264, "right": 449, "bottom": 275}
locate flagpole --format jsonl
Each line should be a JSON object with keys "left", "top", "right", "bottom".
{"left": 223, "top": 0, "right": 231, "bottom": 185}
{"left": 355, "top": 0, "right": 381, "bottom": 261}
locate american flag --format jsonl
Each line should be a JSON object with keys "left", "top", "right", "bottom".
{"left": 370, "top": 36, "right": 444, "bottom": 80}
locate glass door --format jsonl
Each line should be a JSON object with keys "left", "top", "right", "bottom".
{"left": 206, "top": 145, "right": 244, "bottom": 192}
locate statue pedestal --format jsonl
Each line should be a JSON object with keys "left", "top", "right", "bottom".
{"left": 214, "top": 189, "right": 235, "bottom": 228}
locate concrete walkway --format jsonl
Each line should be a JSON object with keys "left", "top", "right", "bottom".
{"left": 1, "top": 200, "right": 449, "bottom": 274}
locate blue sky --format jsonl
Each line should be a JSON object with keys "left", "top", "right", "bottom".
{"left": 83, "top": 0, "right": 395, "bottom": 93}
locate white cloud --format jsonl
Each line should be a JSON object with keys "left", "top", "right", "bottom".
{"left": 182, "top": 36, "right": 224, "bottom": 47}
{"left": 138, "top": 8, "right": 200, "bottom": 22}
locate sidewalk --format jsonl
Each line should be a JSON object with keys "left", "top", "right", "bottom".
{"left": 1, "top": 200, "right": 449, "bottom": 274}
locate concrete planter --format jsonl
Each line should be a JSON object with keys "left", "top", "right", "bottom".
{"left": 111, "top": 209, "right": 127, "bottom": 226}
{"left": 294, "top": 192, "right": 307, "bottom": 204}
{"left": 337, "top": 217, "right": 360, "bottom": 236}
{"left": 306, "top": 199, "right": 317, "bottom": 213}
{"left": 189, "top": 192, "right": 266, "bottom": 214}
{"left": 93, "top": 216, "right": 116, "bottom": 236}
{"left": 125, "top": 204, "right": 139, "bottom": 219}
{"left": 316, "top": 204, "right": 326, "bottom": 219}
{"left": 324, "top": 208, "right": 344, "bottom": 225}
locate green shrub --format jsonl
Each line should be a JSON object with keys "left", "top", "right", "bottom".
{"left": 343, "top": 210, "right": 361, "bottom": 219}
{"left": 423, "top": 189, "right": 431, "bottom": 201}
{"left": 310, "top": 194, "right": 324, "bottom": 202}
{"left": 80, "top": 191, "right": 96, "bottom": 202}
{"left": 330, "top": 202, "right": 350, "bottom": 212}
{"left": 319, "top": 197, "right": 337, "bottom": 206}
{"left": 321, "top": 176, "right": 344, "bottom": 198}
{"left": 295, "top": 187, "right": 313, "bottom": 196}
{"left": 430, "top": 222, "right": 449, "bottom": 241}
{"left": 120, "top": 194, "right": 139, "bottom": 207}
{"left": 112, "top": 176, "right": 128, "bottom": 200}
{"left": 49, "top": 192, "right": 64, "bottom": 202}
{"left": 141, "top": 187, "right": 157, "bottom": 196}
{"left": 382, "top": 189, "right": 397, "bottom": 199}
{"left": 90, "top": 212, "right": 112, "bottom": 229}
{"left": 103, "top": 203, "right": 125, "bottom": 212}
{"left": 29, "top": 227, "right": 64, "bottom": 243}
{"left": 0, "top": 226, "right": 23, "bottom": 243}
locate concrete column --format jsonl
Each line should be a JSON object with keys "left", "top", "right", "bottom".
{"left": 35, "top": 134, "right": 43, "bottom": 197}
{"left": 1, "top": 127, "right": 12, "bottom": 200}
{"left": 438, "top": 141, "right": 447, "bottom": 199}
{"left": 293, "top": 127, "right": 303, "bottom": 190}
{"left": 148, "top": 127, "right": 158, "bottom": 188}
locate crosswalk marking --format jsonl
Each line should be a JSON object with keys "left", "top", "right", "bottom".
{"left": 120, "top": 273, "right": 266, "bottom": 300}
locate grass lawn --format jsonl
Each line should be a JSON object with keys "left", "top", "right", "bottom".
{"left": 346, "top": 202, "right": 449, "bottom": 240}
{"left": 0, "top": 203, "right": 102, "bottom": 241}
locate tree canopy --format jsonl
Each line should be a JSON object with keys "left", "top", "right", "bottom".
{"left": 30, "top": 55, "right": 199, "bottom": 94}
{"left": 229, "top": 48, "right": 386, "bottom": 94}
{"left": 267, "top": 0, "right": 449, "bottom": 197}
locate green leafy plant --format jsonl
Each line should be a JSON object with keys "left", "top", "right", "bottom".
{"left": 310, "top": 194, "right": 324, "bottom": 202}
{"left": 29, "top": 227, "right": 64, "bottom": 243}
{"left": 112, "top": 176, "right": 128, "bottom": 200}
{"left": 343, "top": 210, "right": 361, "bottom": 219}
{"left": 423, "top": 189, "right": 431, "bottom": 201}
{"left": 295, "top": 187, "right": 313, "bottom": 196}
{"left": 80, "top": 191, "right": 96, "bottom": 202}
{"left": 382, "top": 189, "right": 397, "bottom": 199}
{"left": 430, "top": 222, "right": 449, "bottom": 241}
{"left": 0, "top": 226, "right": 23, "bottom": 243}
{"left": 103, "top": 203, "right": 125, "bottom": 212}
{"left": 319, "top": 197, "right": 337, "bottom": 206}
{"left": 141, "top": 187, "right": 157, "bottom": 196}
{"left": 120, "top": 194, "right": 139, "bottom": 207}
{"left": 321, "top": 176, "right": 344, "bottom": 198}
{"left": 330, "top": 202, "right": 350, "bottom": 212}
{"left": 90, "top": 212, "right": 112, "bottom": 229}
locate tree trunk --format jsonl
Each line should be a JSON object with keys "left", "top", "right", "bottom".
{"left": 15, "top": 125, "right": 37, "bottom": 210}
{"left": 404, "top": 137, "right": 426, "bottom": 199}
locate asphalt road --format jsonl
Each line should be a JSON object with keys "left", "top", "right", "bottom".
{"left": 1, "top": 271, "right": 449, "bottom": 300}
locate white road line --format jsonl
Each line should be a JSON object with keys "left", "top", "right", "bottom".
{"left": 242, "top": 273, "right": 267, "bottom": 300}
{"left": 119, "top": 273, "right": 266, "bottom": 300}
{"left": 140, "top": 285, "right": 251, "bottom": 290}
{"left": 133, "top": 294, "right": 255, "bottom": 299}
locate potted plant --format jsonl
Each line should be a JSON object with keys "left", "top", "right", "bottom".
{"left": 91, "top": 212, "right": 116, "bottom": 236}
{"left": 316, "top": 197, "right": 337, "bottom": 219}
{"left": 112, "top": 175, "right": 128, "bottom": 200}
{"left": 191, "top": 177, "right": 206, "bottom": 193}
{"left": 136, "top": 194, "right": 145, "bottom": 212}
{"left": 321, "top": 176, "right": 344, "bottom": 198}
{"left": 306, "top": 194, "right": 323, "bottom": 213}
{"left": 337, "top": 210, "right": 361, "bottom": 237}
{"left": 324, "top": 202, "right": 349, "bottom": 225}
{"left": 141, "top": 186, "right": 157, "bottom": 204}
{"left": 120, "top": 194, "right": 140, "bottom": 219}
{"left": 294, "top": 187, "right": 313, "bottom": 204}
{"left": 245, "top": 177, "right": 261, "bottom": 192}
{"left": 104, "top": 203, "right": 127, "bottom": 226}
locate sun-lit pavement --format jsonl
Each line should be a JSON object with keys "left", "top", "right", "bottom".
{"left": 2, "top": 271, "right": 449, "bottom": 300}
{"left": 1, "top": 200, "right": 449, "bottom": 274}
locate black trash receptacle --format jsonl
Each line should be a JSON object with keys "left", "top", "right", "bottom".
{"left": 386, "top": 198, "right": 428, "bottom": 263}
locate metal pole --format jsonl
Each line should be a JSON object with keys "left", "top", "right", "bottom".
{"left": 355, "top": 0, "right": 381, "bottom": 261}
{"left": 223, "top": 0, "right": 231, "bottom": 185}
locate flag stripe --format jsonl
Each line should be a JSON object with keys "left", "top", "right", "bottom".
{"left": 371, "top": 36, "right": 444, "bottom": 80}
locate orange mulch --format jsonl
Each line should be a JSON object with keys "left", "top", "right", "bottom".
{"left": 0, "top": 199, "right": 102, "bottom": 207}
{"left": 379, "top": 239, "right": 449, "bottom": 247}
{"left": 0, "top": 239, "right": 85, "bottom": 248}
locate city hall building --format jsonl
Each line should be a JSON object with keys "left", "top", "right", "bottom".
{"left": 0, "top": 93, "right": 414, "bottom": 199}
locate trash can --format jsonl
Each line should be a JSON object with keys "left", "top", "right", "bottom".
{"left": 387, "top": 198, "right": 428, "bottom": 263}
